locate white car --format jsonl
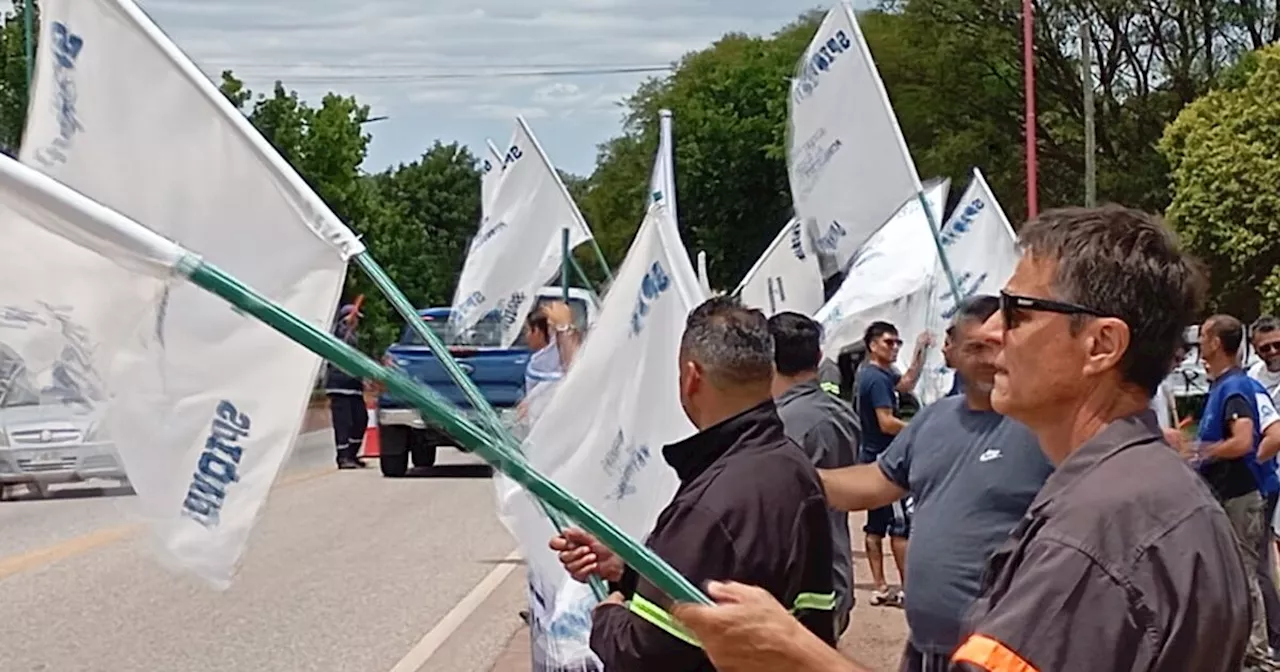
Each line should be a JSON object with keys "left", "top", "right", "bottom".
{"left": 0, "top": 348, "right": 127, "bottom": 499}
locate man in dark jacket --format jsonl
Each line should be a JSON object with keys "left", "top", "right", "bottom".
{"left": 325, "top": 303, "right": 367, "bottom": 470}
{"left": 549, "top": 296, "right": 836, "bottom": 671}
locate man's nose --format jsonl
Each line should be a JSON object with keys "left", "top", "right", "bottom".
{"left": 977, "top": 312, "right": 1004, "bottom": 347}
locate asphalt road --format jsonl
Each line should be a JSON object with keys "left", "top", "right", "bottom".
{"left": 0, "top": 432, "right": 529, "bottom": 672}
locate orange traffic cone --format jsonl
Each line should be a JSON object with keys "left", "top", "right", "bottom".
{"left": 360, "top": 398, "right": 380, "bottom": 459}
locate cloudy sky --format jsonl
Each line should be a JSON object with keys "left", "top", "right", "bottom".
{"left": 38, "top": 0, "right": 854, "bottom": 177}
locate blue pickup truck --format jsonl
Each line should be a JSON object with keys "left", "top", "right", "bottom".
{"left": 376, "top": 287, "right": 596, "bottom": 477}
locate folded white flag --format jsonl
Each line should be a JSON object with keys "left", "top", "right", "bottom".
{"left": 451, "top": 117, "right": 595, "bottom": 347}
{"left": 497, "top": 201, "right": 704, "bottom": 667}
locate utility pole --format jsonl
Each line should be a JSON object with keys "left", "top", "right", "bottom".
{"left": 1081, "top": 21, "right": 1097, "bottom": 208}
{"left": 1023, "top": 0, "right": 1038, "bottom": 218}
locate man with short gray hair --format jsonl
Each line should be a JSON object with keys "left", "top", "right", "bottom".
{"left": 549, "top": 296, "right": 837, "bottom": 671}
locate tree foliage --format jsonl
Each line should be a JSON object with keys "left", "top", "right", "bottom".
{"left": 578, "top": 15, "right": 820, "bottom": 288}
{"left": 355, "top": 143, "right": 482, "bottom": 351}
{"left": 1161, "top": 43, "right": 1280, "bottom": 317}
{"left": 0, "top": 0, "right": 35, "bottom": 154}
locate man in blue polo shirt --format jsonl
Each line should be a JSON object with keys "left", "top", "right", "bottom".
{"left": 1197, "top": 314, "right": 1280, "bottom": 670}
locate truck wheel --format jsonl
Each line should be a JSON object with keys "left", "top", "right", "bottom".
{"left": 380, "top": 425, "right": 411, "bottom": 478}
{"left": 410, "top": 445, "right": 437, "bottom": 469}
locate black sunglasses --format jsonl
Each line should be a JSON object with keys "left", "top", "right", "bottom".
{"left": 999, "top": 290, "right": 1111, "bottom": 329}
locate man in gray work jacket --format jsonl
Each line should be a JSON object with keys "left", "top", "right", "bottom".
{"left": 769, "top": 311, "right": 860, "bottom": 636}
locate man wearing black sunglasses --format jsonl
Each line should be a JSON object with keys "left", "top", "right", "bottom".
{"left": 855, "top": 320, "right": 931, "bottom": 608}
{"left": 1251, "top": 316, "right": 1280, "bottom": 407}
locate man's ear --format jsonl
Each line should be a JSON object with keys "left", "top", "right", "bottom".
{"left": 680, "top": 359, "right": 702, "bottom": 395}
{"left": 1082, "top": 317, "right": 1131, "bottom": 378}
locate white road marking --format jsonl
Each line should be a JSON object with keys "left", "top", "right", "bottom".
{"left": 388, "top": 549, "right": 523, "bottom": 672}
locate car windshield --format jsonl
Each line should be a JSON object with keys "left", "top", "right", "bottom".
{"left": 0, "top": 346, "right": 94, "bottom": 409}
{"left": 400, "top": 313, "right": 506, "bottom": 348}
{"left": 398, "top": 297, "right": 589, "bottom": 349}
{"left": 0, "top": 356, "right": 42, "bottom": 408}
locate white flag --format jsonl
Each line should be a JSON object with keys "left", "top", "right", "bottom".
{"left": 788, "top": 3, "right": 923, "bottom": 273}
{"left": 20, "top": 0, "right": 361, "bottom": 587}
{"left": 481, "top": 139, "right": 505, "bottom": 218}
{"left": 816, "top": 180, "right": 949, "bottom": 379}
{"left": 451, "top": 116, "right": 594, "bottom": 346}
{"left": 696, "top": 250, "right": 712, "bottom": 297}
{"left": 735, "top": 218, "right": 826, "bottom": 317}
{"left": 916, "top": 169, "right": 1019, "bottom": 402}
{"left": 648, "top": 110, "right": 678, "bottom": 221}
{"left": 498, "top": 201, "right": 704, "bottom": 666}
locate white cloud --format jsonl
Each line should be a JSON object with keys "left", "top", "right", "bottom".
{"left": 56, "top": 0, "right": 863, "bottom": 174}
{"left": 469, "top": 104, "right": 550, "bottom": 121}
{"left": 533, "top": 83, "right": 587, "bottom": 107}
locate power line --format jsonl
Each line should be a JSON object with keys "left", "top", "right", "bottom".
{"left": 208, "top": 65, "right": 673, "bottom": 82}
{"left": 207, "top": 60, "right": 673, "bottom": 71}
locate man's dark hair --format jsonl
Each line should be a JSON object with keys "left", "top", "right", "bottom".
{"left": 525, "top": 305, "right": 549, "bottom": 339}
{"left": 1254, "top": 315, "right": 1280, "bottom": 335}
{"left": 768, "top": 312, "right": 823, "bottom": 376}
{"left": 1017, "top": 205, "right": 1208, "bottom": 395}
{"left": 863, "top": 321, "right": 898, "bottom": 348}
{"left": 947, "top": 295, "right": 1000, "bottom": 338}
{"left": 1205, "top": 314, "right": 1245, "bottom": 357}
{"left": 681, "top": 296, "right": 774, "bottom": 386}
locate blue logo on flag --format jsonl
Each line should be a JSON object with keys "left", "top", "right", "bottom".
{"left": 630, "top": 261, "right": 672, "bottom": 337}
{"left": 793, "top": 29, "right": 854, "bottom": 103}
{"left": 33, "top": 22, "right": 86, "bottom": 169}
{"left": 940, "top": 198, "right": 986, "bottom": 247}
{"left": 180, "top": 401, "right": 252, "bottom": 528}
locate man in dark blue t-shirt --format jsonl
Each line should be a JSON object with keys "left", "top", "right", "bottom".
{"left": 856, "top": 320, "right": 930, "bottom": 607}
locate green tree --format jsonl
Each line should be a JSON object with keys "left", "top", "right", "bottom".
{"left": 880, "top": 0, "right": 1252, "bottom": 223}
{"left": 0, "top": 0, "right": 36, "bottom": 154}
{"left": 218, "top": 71, "right": 372, "bottom": 228}
{"left": 1161, "top": 44, "right": 1280, "bottom": 317}
{"left": 352, "top": 142, "right": 483, "bottom": 352}
{"left": 579, "top": 14, "right": 822, "bottom": 288}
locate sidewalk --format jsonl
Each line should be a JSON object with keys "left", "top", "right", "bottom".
{"left": 489, "top": 514, "right": 908, "bottom": 671}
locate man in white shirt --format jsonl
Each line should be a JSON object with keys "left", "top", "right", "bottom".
{"left": 517, "top": 301, "right": 581, "bottom": 424}
{"left": 1154, "top": 342, "right": 1188, "bottom": 433}
{"left": 1251, "top": 316, "right": 1280, "bottom": 406}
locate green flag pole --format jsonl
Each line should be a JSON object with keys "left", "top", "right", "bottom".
{"left": 916, "top": 188, "right": 964, "bottom": 310}
{"left": 181, "top": 256, "right": 708, "bottom": 605}
{"left": 561, "top": 228, "right": 571, "bottom": 301}
{"left": 568, "top": 255, "right": 601, "bottom": 305}
{"left": 586, "top": 238, "right": 613, "bottom": 284}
